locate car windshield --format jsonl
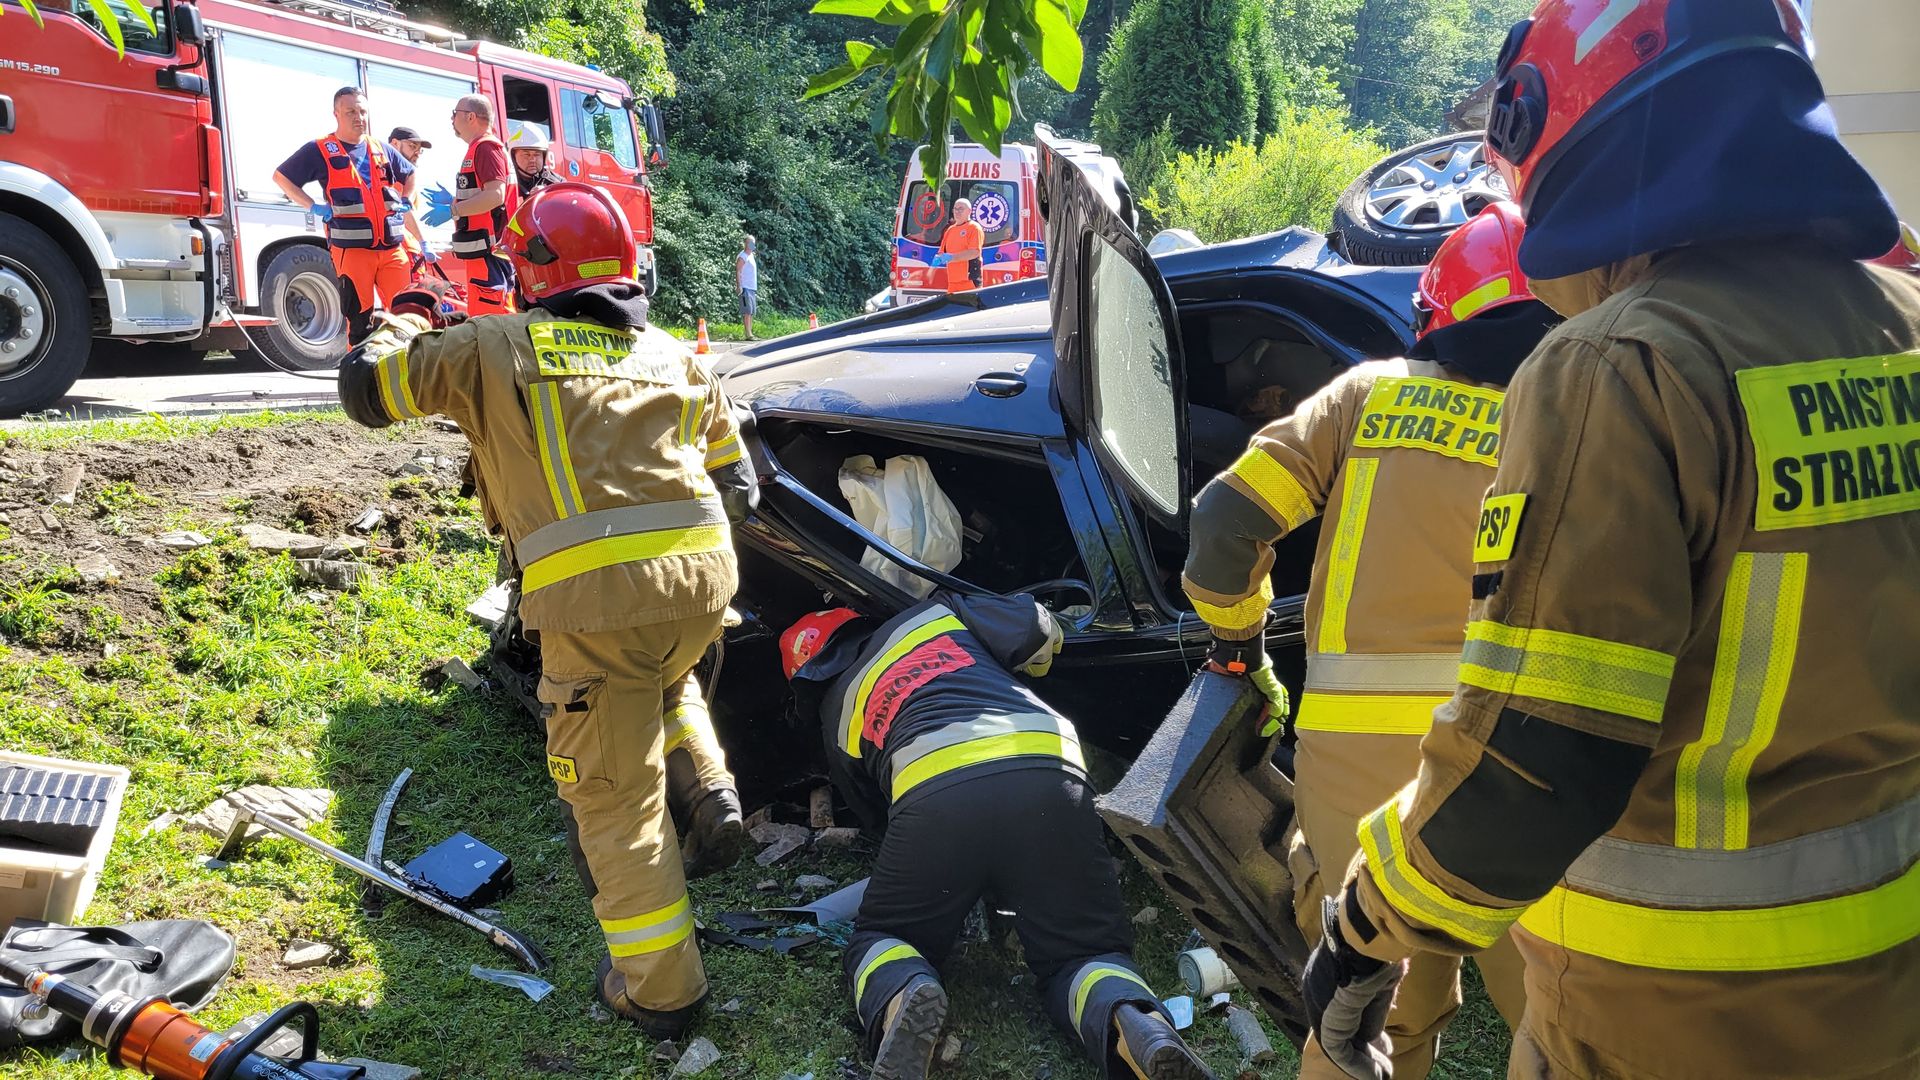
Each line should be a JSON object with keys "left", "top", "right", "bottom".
{"left": 901, "top": 179, "right": 1020, "bottom": 247}
{"left": 1086, "top": 234, "right": 1180, "bottom": 517}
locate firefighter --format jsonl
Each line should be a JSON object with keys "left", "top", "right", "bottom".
{"left": 272, "top": 87, "right": 416, "bottom": 345}
{"left": 337, "top": 182, "right": 757, "bottom": 1038}
{"left": 1182, "top": 202, "right": 1555, "bottom": 1080}
{"left": 1302, "top": 5, "right": 1920, "bottom": 1080}
{"left": 423, "top": 94, "right": 516, "bottom": 315}
{"left": 781, "top": 596, "right": 1214, "bottom": 1080}
{"left": 507, "top": 120, "right": 564, "bottom": 199}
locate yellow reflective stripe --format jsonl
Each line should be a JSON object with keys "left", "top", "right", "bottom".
{"left": 602, "top": 895, "right": 694, "bottom": 957}
{"left": 1069, "top": 965, "right": 1152, "bottom": 1028}
{"left": 890, "top": 730, "right": 1085, "bottom": 801}
{"left": 528, "top": 381, "right": 586, "bottom": 518}
{"left": 705, "top": 433, "right": 742, "bottom": 470}
{"left": 1227, "top": 448, "right": 1316, "bottom": 530}
{"left": 853, "top": 942, "right": 921, "bottom": 1006}
{"left": 1317, "top": 458, "right": 1378, "bottom": 655}
{"left": 846, "top": 614, "right": 968, "bottom": 756}
{"left": 1359, "top": 797, "right": 1522, "bottom": 949}
{"left": 1458, "top": 621, "right": 1676, "bottom": 724}
{"left": 375, "top": 346, "right": 425, "bottom": 421}
{"left": 522, "top": 523, "right": 730, "bottom": 593}
{"left": 1293, "top": 692, "right": 1449, "bottom": 735}
{"left": 663, "top": 702, "right": 699, "bottom": 753}
{"left": 1518, "top": 859, "right": 1920, "bottom": 972}
{"left": 1449, "top": 276, "right": 1513, "bottom": 323}
{"left": 1189, "top": 577, "right": 1273, "bottom": 635}
{"left": 1675, "top": 552, "right": 1807, "bottom": 850}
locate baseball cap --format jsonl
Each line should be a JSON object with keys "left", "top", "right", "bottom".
{"left": 388, "top": 126, "right": 432, "bottom": 148}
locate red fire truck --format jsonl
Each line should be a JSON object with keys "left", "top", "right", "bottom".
{"left": 0, "top": 0, "right": 665, "bottom": 414}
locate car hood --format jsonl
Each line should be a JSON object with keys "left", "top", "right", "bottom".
{"left": 718, "top": 284, "right": 1065, "bottom": 439}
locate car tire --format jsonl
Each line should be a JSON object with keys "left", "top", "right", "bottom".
{"left": 0, "top": 212, "right": 93, "bottom": 417}
{"left": 1331, "top": 131, "right": 1508, "bottom": 266}
{"left": 253, "top": 243, "right": 346, "bottom": 371}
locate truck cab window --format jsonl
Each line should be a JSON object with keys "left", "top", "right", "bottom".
{"left": 500, "top": 74, "right": 555, "bottom": 133}
{"left": 561, "top": 88, "right": 640, "bottom": 171}
{"left": 72, "top": 0, "right": 172, "bottom": 54}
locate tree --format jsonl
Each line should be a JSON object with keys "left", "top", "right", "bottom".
{"left": 1140, "top": 106, "right": 1384, "bottom": 241}
{"left": 1091, "top": 0, "right": 1283, "bottom": 167}
{"left": 1270, "top": 0, "right": 1362, "bottom": 109}
{"left": 410, "top": 0, "right": 675, "bottom": 98}
{"left": 1341, "top": 0, "right": 1531, "bottom": 147}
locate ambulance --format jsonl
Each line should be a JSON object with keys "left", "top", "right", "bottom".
{"left": 889, "top": 142, "right": 1044, "bottom": 306}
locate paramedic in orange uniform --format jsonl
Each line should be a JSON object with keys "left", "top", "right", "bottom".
{"left": 932, "top": 198, "right": 985, "bottom": 293}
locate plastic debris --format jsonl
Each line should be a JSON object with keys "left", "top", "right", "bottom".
{"left": 671, "top": 1037, "right": 722, "bottom": 1076}
{"left": 470, "top": 965, "right": 555, "bottom": 1002}
{"left": 1163, "top": 996, "right": 1195, "bottom": 1031}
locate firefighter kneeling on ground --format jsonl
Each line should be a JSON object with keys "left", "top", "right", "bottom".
{"left": 1183, "top": 201, "right": 1556, "bottom": 1080}
{"left": 781, "top": 594, "right": 1214, "bottom": 1080}
{"left": 1300, "top": 4, "right": 1920, "bottom": 1079}
{"left": 337, "top": 182, "right": 756, "bottom": 1038}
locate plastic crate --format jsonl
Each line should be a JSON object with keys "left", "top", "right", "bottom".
{"left": 0, "top": 751, "right": 129, "bottom": 933}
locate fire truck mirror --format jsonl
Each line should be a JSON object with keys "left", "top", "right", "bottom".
{"left": 172, "top": 4, "right": 207, "bottom": 45}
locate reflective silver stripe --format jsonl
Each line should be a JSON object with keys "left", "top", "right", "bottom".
{"left": 1566, "top": 787, "right": 1920, "bottom": 909}
{"left": 450, "top": 236, "right": 491, "bottom": 255}
{"left": 834, "top": 605, "right": 961, "bottom": 757}
{"left": 1305, "top": 652, "right": 1460, "bottom": 694}
{"left": 887, "top": 712, "right": 1081, "bottom": 776}
{"left": 330, "top": 199, "right": 369, "bottom": 216}
{"left": 328, "top": 225, "right": 375, "bottom": 241}
{"left": 516, "top": 498, "right": 727, "bottom": 567}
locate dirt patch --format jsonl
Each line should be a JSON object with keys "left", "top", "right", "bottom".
{"left": 0, "top": 420, "right": 468, "bottom": 650}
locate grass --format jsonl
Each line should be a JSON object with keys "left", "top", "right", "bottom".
{"left": 0, "top": 419, "right": 1512, "bottom": 1079}
{"left": 0, "top": 409, "right": 342, "bottom": 449}
{"left": 658, "top": 312, "right": 821, "bottom": 344}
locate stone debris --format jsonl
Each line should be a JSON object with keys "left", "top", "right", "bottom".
{"left": 421, "top": 657, "right": 487, "bottom": 692}
{"left": 751, "top": 821, "right": 812, "bottom": 867}
{"left": 143, "top": 812, "right": 179, "bottom": 835}
{"left": 195, "top": 855, "right": 229, "bottom": 871}
{"left": 282, "top": 939, "right": 337, "bottom": 970}
{"left": 295, "top": 559, "right": 372, "bottom": 591}
{"left": 321, "top": 536, "right": 370, "bottom": 558}
{"left": 671, "top": 1037, "right": 722, "bottom": 1076}
{"left": 73, "top": 552, "right": 119, "bottom": 588}
{"left": 755, "top": 879, "right": 780, "bottom": 892}
{"left": 185, "top": 785, "right": 333, "bottom": 843}
{"left": 465, "top": 582, "right": 512, "bottom": 631}
{"left": 39, "top": 509, "right": 61, "bottom": 533}
{"left": 809, "top": 786, "right": 835, "bottom": 829}
{"left": 794, "top": 874, "right": 836, "bottom": 891}
{"left": 156, "top": 530, "right": 212, "bottom": 550}
{"left": 49, "top": 462, "right": 84, "bottom": 505}
{"left": 814, "top": 827, "right": 862, "bottom": 850}
{"left": 238, "top": 523, "right": 327, "bottom": 558}
{"left": 938, "top": 1036, "right": 963, "bottom": 1066}
{"left": 1131, "top": 906, "right": 1160, "bottom": 926}
{"left": 349, "top": 507, "right": 387, "bottom": 534}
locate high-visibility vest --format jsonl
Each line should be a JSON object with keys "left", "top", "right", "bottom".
{"left": 452, "top": 135, "right": 518, "bottom": 259}
{"left": 317, "top": 136, "right": 407, "bottom": 250}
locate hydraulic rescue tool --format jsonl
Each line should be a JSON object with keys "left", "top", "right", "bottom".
{"left": 0, "top": 953, "right": 359, "bottom": 1079}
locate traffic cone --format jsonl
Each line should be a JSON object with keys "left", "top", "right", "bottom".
{"left": 695, "top": 318, "right": 711, "bottom": 355}
{"left": 808, "top": 312, "right": 820, "bottom": 329}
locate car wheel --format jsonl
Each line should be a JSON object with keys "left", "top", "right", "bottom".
{"left": 1331, "top": 131, "right": 1509, "bottom": 266}
{"left": 0, "top": 212, "right": 92, "bottom": 417}
{"left": 253, "top": 243, "right": 346, "bottom": 371}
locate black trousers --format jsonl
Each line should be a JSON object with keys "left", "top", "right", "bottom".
{"left": 843, "top": 767, "right": 1169, "bottom": 1077}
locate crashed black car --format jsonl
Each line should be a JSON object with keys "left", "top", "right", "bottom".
{"left": 706, "top": 127, "right": 1466, "bottom": 782}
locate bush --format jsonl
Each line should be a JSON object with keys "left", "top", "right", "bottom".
{"left": 1140, "top": 106, "right": 1385, "bottom": 242}
{"left": 1093, "top": 0, "right": 1285, "bottom": 166}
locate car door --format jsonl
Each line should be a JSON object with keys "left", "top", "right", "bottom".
{"left": 1035, "top": 124, "right": 1191, "bottom": 534}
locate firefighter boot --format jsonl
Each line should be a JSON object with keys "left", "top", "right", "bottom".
{"left": 664, "top": 674, "right": 751, "bottom": 878}
{"left": 1112, "top": 1004, "right": 1214, "bottom": 1080}
{"left": 679, "top": 786, "right": 751, "bottom": 879}
{"left": 596, "top": 954, "right": 707, "bottom": 1041}
{"left": 870, "top": 973, "right": 948, "bottom": 1080}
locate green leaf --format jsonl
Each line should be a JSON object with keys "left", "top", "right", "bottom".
{"left": 1030, "top": 0, "right": 1083, "bottom": 91}
{"left": 845, "top": 39, "right": 881, "bottom": 66}
{"left": 922, "top": 12, "right": 962, "bottom": 85}
{"left": 123, "top": 0, "right": 157, "bottom": 35}
{"left": 803, "top": 62, "right": 864, "bottom": 98}
{"left": 950, "top": 61, "right": 997, "bottom": 152}
{"left": 875, "top": 0, "right": 946, "bottom": 27}
{"left": 892, "top": 13, "right": 940, "bottom": 64}
{"left": 7, "top": 0, "right": 48, "bottom": 28}
{"left": 87, "top": 0, "right": 127, "bottom": 57}
{"left": 810, "top": 0, "right": 891, "bottom": 17}
{"left": 1061, "top": 0, "right": 1087, "bottom": 27}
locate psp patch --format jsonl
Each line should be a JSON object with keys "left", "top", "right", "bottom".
{"left": 1473, "top": 492, "right": 1528, "bottom": 563}
{"left": 547, "top": 754, "right": 579, "bottom": 785}
{"left": 1736, "top": 353, "right": 1920, "bottom": 531}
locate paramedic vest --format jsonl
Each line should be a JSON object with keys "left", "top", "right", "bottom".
{"left": 317, "top": 136, "right": 408, "bottom": 250}
{"left": 452, "top": 134, "right": 517, "bottom": 260}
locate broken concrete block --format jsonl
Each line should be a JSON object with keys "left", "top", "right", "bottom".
{"left": 1131, "top": 906, "right": 1160, "bottom": 926}
{"left": 39, "top": 509, "right": 61, "bottom": 533}
{"left": 143, "top": 812, "right": 179, "bottom": 836}
{"left": 156, "top": 530, "right": 212, "bottom": 550}
{"left": 73, "top": 553, "right": 119, "bottom": 588}
{"left": 750, "top": 822, "right": 811, "bottom": 867}
{"left": 321, "top": 536, "right": 370, "bottom": 558}
{"left": 337, "top": 1061, "right": 423, "bottom": 1080}
{"left": 794, "top": 874, "right": 836, "bottom": 891}
{"left": 238, "top": 523, "right": 326, "bottom": 558}
{"left": 810, "top": 786, "right": 835, "bottom": 829}
{"left": 815, "top": 827, "right": 862, "bottom": 850}
{"left": 282, "top": 939, "right": 336, "bottom": 970}
{"left": 49, "top": 462, "right": 84, "bottom": 505}
{"left": 465, "top": 582, "right": 512, "bottom": 631}
{"left": 295, "top": 559, "right": 372, "bottom": 591}
{"left": 348, "top": 507, "right": 386, "bottom": 534}
{"left": 755, "top": 879, "right": 779, "bottom": 892}
{"left": 185, "top": 785, "right": 333, "bottom": 843}
{"left": 671, "top": 1037, "right": 722, "bottom": 1076}
{"left": 938, "top": 1035, "right": 963, "bottom": 1066}
{"left": 393, "top": 454, "right": 434, "bottom": 477}
{"left": 421, "top": 657, "right": 486, "bottom": 692}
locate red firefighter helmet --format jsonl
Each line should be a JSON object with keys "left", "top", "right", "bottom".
{"left": 1413, "top": 202, "right": 1534, "bottom": 338}
{"left": 1486, "top": 1, "right": 1816, "bottom": 209}
{"left": 780, "top": 608, "right": 864, "bottom": 680}
{"left": 1869, "top": 222, "right": 1920, "bottom": 274}
{"left": 502, "top": 182, "right": 638, "bottom": 301}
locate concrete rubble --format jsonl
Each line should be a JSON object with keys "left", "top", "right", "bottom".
{"left": 155, "top": 530, "right": 212, "bottom": 550}
{"left": 185, "top": 785, "right": 333, "bottom": 844}
{"left": 282, "top": 939, "right": 337, "bottom": 970}
{"left": 295, "top": 558, "right": 373, "bottom": 591}
{"left": 238, "top": 523, "right": 327, "bottom": 558}
{"left": 751, "top": 821, "right": 812, "bottom": 866}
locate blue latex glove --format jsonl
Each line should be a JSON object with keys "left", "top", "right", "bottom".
{"left": 930, "top": 253, "right": 952, "bottom": 268}
{"left": 420, "top": 249, "right": 438, "bottom": 264}
{"left": 422, "top": 184, "right": 456, "bottom": 228}
{"left": 310, "top": 203, "right": 333, "bottom": 223}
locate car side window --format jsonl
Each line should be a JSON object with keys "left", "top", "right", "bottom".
{"left": 1086, "top": 235, "right": 1180, "bottom": 517}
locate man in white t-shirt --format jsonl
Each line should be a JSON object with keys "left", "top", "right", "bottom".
{"left": 735, "top": 234, "right": 759, "bottom": 340}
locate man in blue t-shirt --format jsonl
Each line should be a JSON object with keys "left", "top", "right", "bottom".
{"left": 273, "top": 87, "right": 417, "bottom": 344}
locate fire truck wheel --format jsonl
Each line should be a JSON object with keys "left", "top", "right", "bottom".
{"left": 254, "top": 243, "right": 348, "bottom": 371}
{"left": 0, "top": 212, "right": 91, "bottom": 418}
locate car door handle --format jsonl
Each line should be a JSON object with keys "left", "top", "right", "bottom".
{"left": 0, "top": 96, "right": 14, "bottom": 135}
{"left": 974, "top": 372, "right": 1027, "bottom": 398}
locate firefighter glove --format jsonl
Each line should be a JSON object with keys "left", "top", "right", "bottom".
{"left": 423, "top": 184, "right": 456, "bottom": 228}
{"left": 1304, "top": 894, "right": 1403, "bottom": 1080}
{"left": 1204, "top": 632, "right": 1289, "bottom": 734}
{"left": 311, "top": 204, "right": 333, "bottom": 223}
{"left": 1018, "top": 614, "right": 1066, "bottom": 678}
